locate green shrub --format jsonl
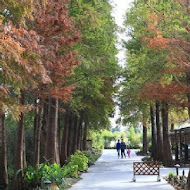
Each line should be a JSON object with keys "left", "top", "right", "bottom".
{"left": 70, "top": 150, "right": 88, "bottom": 172}
{"left": 23, "top": 163, "right": 65, "bottom": 189}
{"left": 63, "top": 163, "right": 78, "bottom": 178}
{"left": 127, "top": 127, "right": 141, "bottom": 148}
{"left": 84, "top": 149, "right": 102, "bottom": 166}
{"left": 168, "top": 171, "right": 176, "bottom": 179}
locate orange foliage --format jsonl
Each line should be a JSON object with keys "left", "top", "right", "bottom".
{"left": 140, "top": 82, "right": 188, "bottom": 102}
{"left": 139, "top": 4, "right": 190, "bottom": 107}
{"left": 0, "top": 0, "right": 81, "bottom": 110}
{"left": 34, "top": 0, "right": 81, "bottom": 101}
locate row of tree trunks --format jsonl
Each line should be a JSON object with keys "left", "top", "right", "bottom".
{"left": 60, "top": 112, "right": 88, "bottom": 166}
{"left": 0, "top": 94, "right": 89, "bottom": 188}
{"left": 0, "top": 111, "right": 8, "bottom": 189}
{"left": 149, "top": 102, "right": 173, "bottom": 166}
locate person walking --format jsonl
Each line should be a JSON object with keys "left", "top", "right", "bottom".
{"left": 127, "top": 148, "right": 131, "bottom": 158}
{"left": 120, "top": 139, "right": 126, "bottom": 158}
{"left": 116, "top": 139, "right": 121, "bottom": 158}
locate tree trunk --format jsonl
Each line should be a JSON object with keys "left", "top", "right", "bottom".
{"left": 186, "top": 72, "right": 190, "bottom": 189}
{"left": 77, "top": 118, "right": 83, "bottom": 150}
{"left": 186, "top": 72, "right": 190, "bottom": 118}
{"left": 14, "top": 91, "right": 25, "bottom": 190}
{"left": 58, "top": 112, "right": 61, "bottom": 155}
{"left": 187, "top": 168, "right": 190, "bottom": 190}
{"left": 67, "top": 113, "right": 72, "bottom": 157}
{"left": 161, "top": 102, "right": 173, "bottom": 167}
{"left": 73, "top": 117, "right": 79, "bottom": 153}
{"left": 156, "top": 102, "right": 163, "bottom": 161}
{"left": 23, "top": 129, "right": 27, "bottom": 169}
{"left": 68, "top": 114, "right": 77, "bottom": 156}
{"left": 41, "top": 99, "right": 48, "bottom": 162}
{"left": 0, "top": 111, "right": 8, "bottom": 189}
{"left": 82, "top": 122, "right": 87, "bottom": 151}
{"left": 45, "top": 98, "right": 59, "bottom": 164}
{"left": 143, "top": 124, "right": 148, "bottom": 154}
{"left": 60, "top": 113, "right": 70, "bottom": 165}
{"left": 33, "top": 101, "right": 42, "bottom": 167}
{"left": 150, "top": 106, "right": 157, "bottom": 160}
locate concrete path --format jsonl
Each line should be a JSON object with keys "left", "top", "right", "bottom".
{"left": 68, "top": 149, "right": 182, "bottom": 190}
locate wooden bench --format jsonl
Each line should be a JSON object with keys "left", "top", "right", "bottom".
{"left": 133, "top": 161, "right": 161, "bottom": 182}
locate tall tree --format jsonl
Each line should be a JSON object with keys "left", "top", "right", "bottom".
{"left": 150, "top": 106, "right": 157, "bottom": 160}
{"left": 155, "top": 102, "right": 163, "bottom": 161}
{"left": 0, "top": 109, "right": 7, "bottom": 189}
{"left": 161, "top": 103, "right": 173, "bottom": 166}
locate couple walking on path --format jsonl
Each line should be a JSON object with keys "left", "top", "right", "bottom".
{"left": 116, "top": 139, "right": 131, "bottom": 158}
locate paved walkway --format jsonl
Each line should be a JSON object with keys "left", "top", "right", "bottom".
{"left": 68, "top": 149, "right": 185, "bottom": 190}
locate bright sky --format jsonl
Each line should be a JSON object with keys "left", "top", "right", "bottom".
{"left": 111, "top": 0, "right": 134, "bottom": 65}
{"left": 109, "top": 0, "right": 134, "bottom": 129}
{"left": 111, "top": 0, "right": 134, "bottom": 28}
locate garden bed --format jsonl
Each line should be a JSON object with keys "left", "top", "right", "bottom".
{"left": 165, "top": 172, "right": 188, "bottom": 190}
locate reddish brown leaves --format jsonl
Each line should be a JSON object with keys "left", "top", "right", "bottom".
{"left": 0, "top": 0, "right": 81, "bottom": 112}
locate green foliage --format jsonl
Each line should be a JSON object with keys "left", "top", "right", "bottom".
{"left": 63, "top": 163, "right": 79, "bottom": 178}
{"left": 67, "top": 0, "right": 118, "bottom": 132}
{"left": 6, "top": 113, "right": 34, "bottom": 171}
{"left": 23, "top": 163, "right": 66, "bottom": 188}
{"left": 127, "top": 127, "right": 141, "bottom": 149}
{"left": 88, "top": 130, "right": 104, "bottom": 149}
{"left": 102, "top": 130, "right": 115, "bottom": 148}
{"left": 168, "top": 171, "right": 176, "bottom": 179}
{"left": 0, "top": 0, "right": 33, "bottom": 23}
{"left": 70, "top": 150, "right": 88, "bottom": 172}
{"left": 84, "top": 149, "right": 102, "bottom": 166}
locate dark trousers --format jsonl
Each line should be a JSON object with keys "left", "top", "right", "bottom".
{"left": 117, "top": 149, "right": 120, "bottom": 157}
{"left": 121, "top": 149, "right": 126, "bottom": 158}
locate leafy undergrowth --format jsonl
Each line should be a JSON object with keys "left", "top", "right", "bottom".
{"left": 165, "top": 172, "right": 187, "bottom": 190}
{"left": 65, "top": 149, "right": 102, "bottom": 189}
{"left": 84, "top": 149, "right": 102, "bottom": 166}
{"left": 19, "top": 149, "right": 102, "bottom": 190}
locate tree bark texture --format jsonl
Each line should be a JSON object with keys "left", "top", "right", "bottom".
{"left": 58, "top": 112, "right": 61, "bottom": 154}
{"left": 33, "top": 101, "right": 42, "bottom": 167}
{"left": 143, "top": 124, "right": 148, "bottom": 154}
{"left": 186, "top": 72, "right": 190, "bottom": 118}
{"left": 150, "top": 106, "right": 157, "bottom": 160}
{"left": 77, "top": 118, "right": 83, "bottom": 150}
{"left": 82, "top": 122, "right": 87, "bottom": 151}
{"left": 14, "top": 91, "right": 25, "bottom": 190}
{"left": 45, "top": 98, "right": 59, "bottom": 164}
{"left": 67, "top": 113, "right": 72, "bottom": 157}
{"left": 0, "top": 111, "right": 8, "bottom": 188}
{"left": 72, "top": 116, "right": 79, "bottom": 154}
{"left": 41, "top": 99, "right": 49, "bottom": 162}
{"left": 186, "top": 72, "right": 190, "bottom": 190}
{"left": 60, "top": 113, "right": 70, "bottom": 165}
{"left": 155, "top": 102, "right": 163, "bottom": 161}
{"left": 68, "top": 114, "right": 77, "bottom": 156}
{"left": 161, "top": 103, "right": 173, "bottom": 167}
